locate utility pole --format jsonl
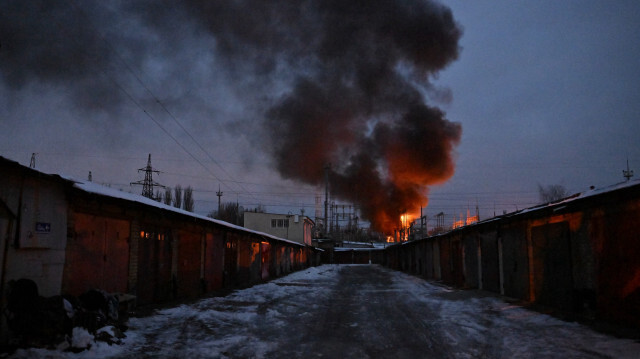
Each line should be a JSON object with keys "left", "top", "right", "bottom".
{"left": 353, "top": 206, "right": 358, "bottom": 232}
{"left": 216, "top": 184, "right": 223, "bottom": 217}
{"left": 323, "top": 165, "right": 330, "bottom": 238}
{"left": 131, "top": 154, "right": 164, "bottom": 199}
{"left": 436, "top": 212, "right": 444, "bottom": 233}
{"left": 330, "top": 201, "right": 335, "bottom": 234}
{"left": 236, "top": 194, "right": 240, "bottom": 224}
{"left": 623, "top": 159, "right": 634, "bottom": 181}
{"left": 420, "top": 206, "right": 426, "bottom": 237}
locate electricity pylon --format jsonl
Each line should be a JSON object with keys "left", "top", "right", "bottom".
{"left": 131, "top": 154, "right": 164, "bottom": 199}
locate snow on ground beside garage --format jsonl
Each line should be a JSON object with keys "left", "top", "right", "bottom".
{"left": 8, "top": 265, "right": 340, "bottom": 359}
{"left": 381, "top": 270, "right": 640, "bottom": 359}
{"left": 9, "top": 265, "right": 640, "bottom": 358}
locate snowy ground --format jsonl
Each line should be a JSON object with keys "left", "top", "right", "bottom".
{"left": 9, "top": 265, "right": 640, "bottom": 358}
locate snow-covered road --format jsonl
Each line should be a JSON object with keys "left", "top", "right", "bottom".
{"left": 11, "top": 265, "right": 640, "bottom": 358}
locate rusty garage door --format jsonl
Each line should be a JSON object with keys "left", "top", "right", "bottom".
{"left": 532, "top": 222, "right": 573, "bottom": 311}
{"left": 63, "top": 213, "right": 129, "bottom": 296}
{"left": 136, "top": 227, "right": 173, "bottom": 304}
{"left": 203, "top": 231, "right": 224, "bottom": 292}
{"left": 177, "top": 230, "right": 202, "bottom": 299}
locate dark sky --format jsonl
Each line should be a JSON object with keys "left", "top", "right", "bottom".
{"left": 429, "top": 0, "right": 640, "bottom": 221}
{"left": 1, "top": 0, "right": 639, "bottom": 229}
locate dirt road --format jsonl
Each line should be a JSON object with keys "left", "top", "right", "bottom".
{"left": 269, "top": 265, "right": 454, "bottom": 358}
{"left": 257, "top": 265, "right": 638, "bottom": 359}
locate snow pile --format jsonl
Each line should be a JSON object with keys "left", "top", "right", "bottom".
{"left": 70, "top": 327, "right": 93, "bottom": 351}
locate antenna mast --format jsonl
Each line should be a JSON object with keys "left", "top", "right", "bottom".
{"left": 29, "top": 153, "right": 37, "bottom": 169}
{"left": 324, "top": 164, "right": 330, "bottom": 238}
{"left": 623, "top": 159, "right": 634, "bottom": 181}
{"left": 216, "top": 184, "right": 223, "bottom": 216}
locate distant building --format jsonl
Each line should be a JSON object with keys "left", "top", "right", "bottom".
{"left": 243, "top": 211, "right": 314, "bottom": 246}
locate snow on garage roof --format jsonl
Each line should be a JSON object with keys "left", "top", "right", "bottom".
{"left": 72, "top": 180, "right": 307, "bottom": 247}
{"left": 1, "top": 155, "right": 305, "bottom": 246}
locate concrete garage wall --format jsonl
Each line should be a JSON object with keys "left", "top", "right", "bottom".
{"left": 0, "top": 170, "right": 68, "bottom": 298}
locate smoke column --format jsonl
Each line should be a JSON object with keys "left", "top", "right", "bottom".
{"left": 181, "top": 0, "right": 463, "bottom": 232}
{"left": 1, "top": 0, "right": 463, "bottom": 233}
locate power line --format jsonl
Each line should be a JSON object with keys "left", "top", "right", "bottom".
{"left": 46, "top": 4, "right": 222, "bottom": 186}
{"left": 66, "top": 0, "right": 259, "bottom": 203}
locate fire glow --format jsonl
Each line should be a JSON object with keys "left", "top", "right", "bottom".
{"left": 453, "top": 210, "right": 479, "bottom": 229}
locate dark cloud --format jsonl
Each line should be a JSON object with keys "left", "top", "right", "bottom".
{"left": 1, "top": 1, "right": 108, "bottom": 85}
{"left": 1, "top": 0, "right": 463, "bottom": 232}
{"left": 1, "top": 1, "right": 122, "bottom": 110}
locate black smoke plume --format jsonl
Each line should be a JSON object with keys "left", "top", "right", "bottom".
{"left": 181, "top": 0, "right": 464, "bottom": 232}
{"left": 1, "top": 0, "right": 462, "bottom": 233}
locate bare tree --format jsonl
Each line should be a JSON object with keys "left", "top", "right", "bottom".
{"left": 173, "top": 185, "right": 182, "bottom": 209}
{"left": 164, "top": 187, "right": 173, "bottom": 206}
{"left": 255, "top": 204, "right": 266, "bottom": 213}
{"left": 216, "top": 202, "right": 242, "bottom": 225}
{"left": 183, "top": 186, "right": 194, "bottom": 212}
{"left": 154, "top": 190, "right": 163, "bottom": 203}
{"left": 244, "top": 204, "right": 266, "bottom": 213}
{"left": 538, "top": 184, "right": 569, "bottom": 203}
